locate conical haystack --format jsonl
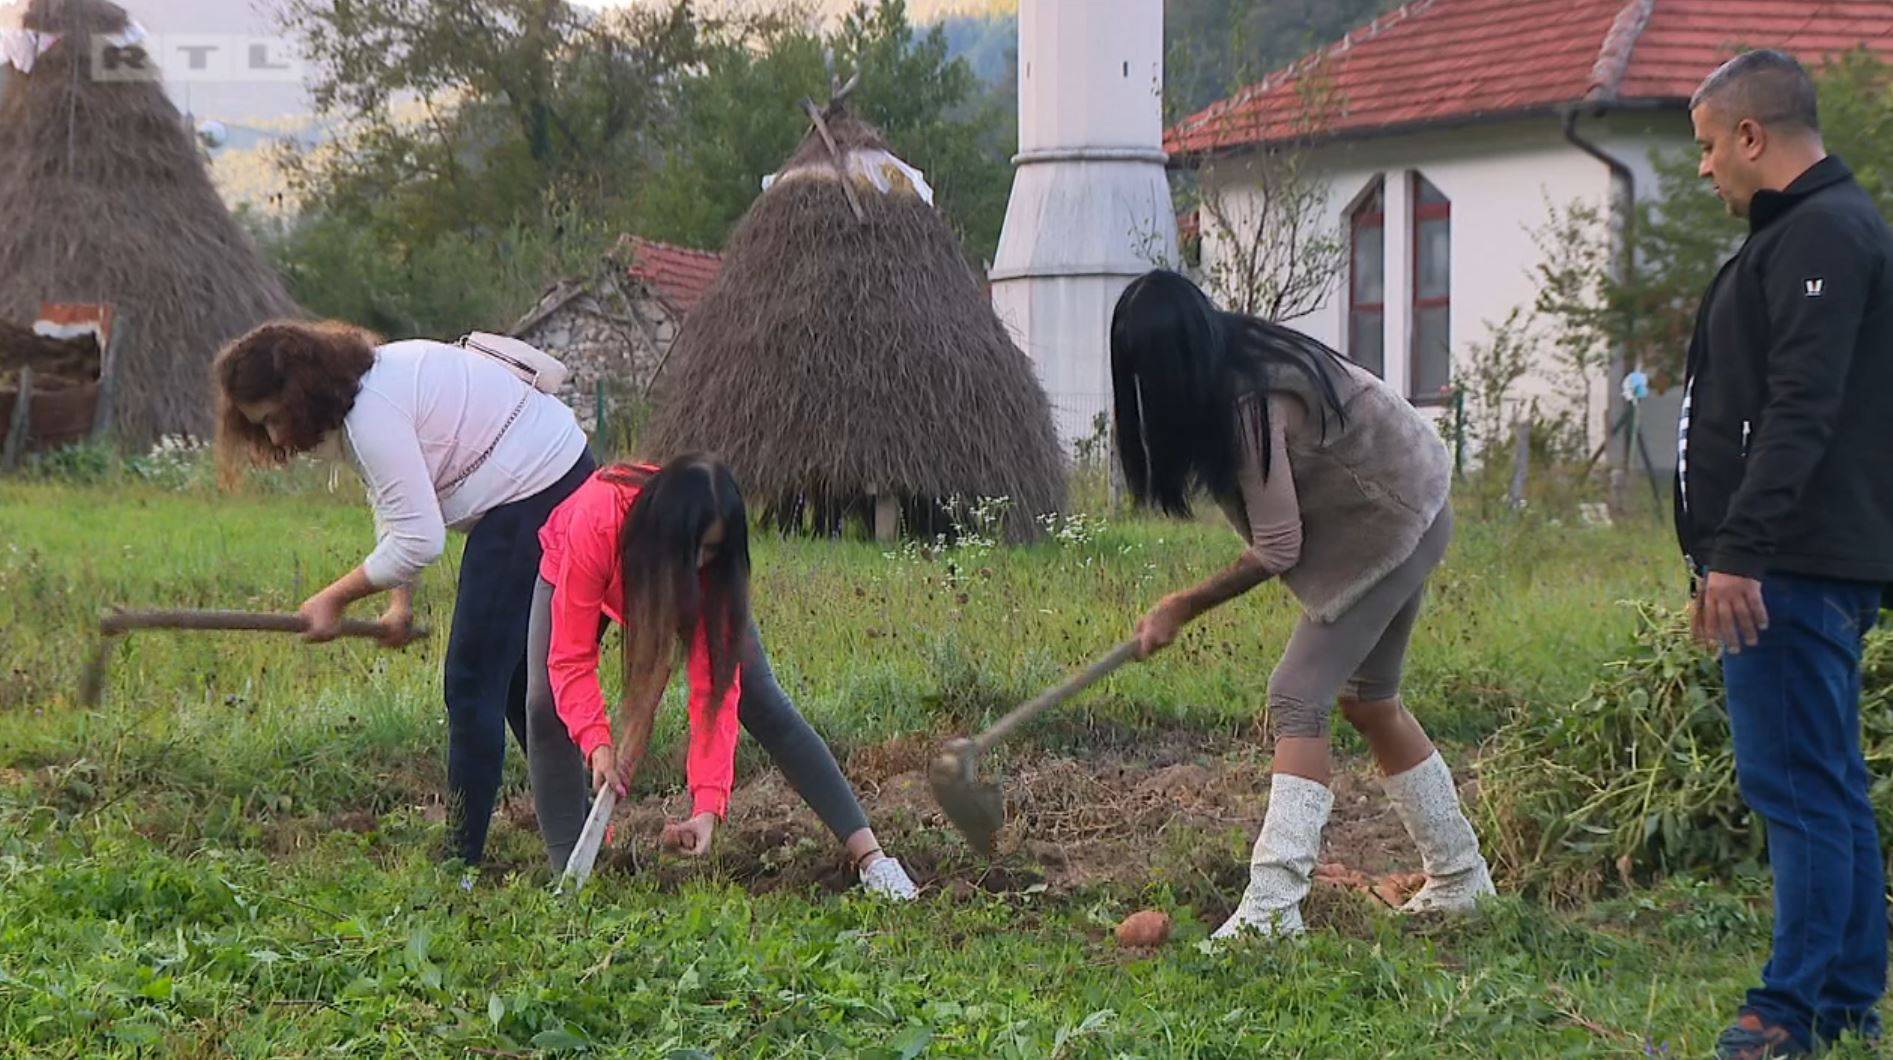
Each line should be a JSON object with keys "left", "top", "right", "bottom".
{"left": 645, "top": 103, "right": 1065, "bottom": 540}
{"left": 0, "top": 0, "right": 300, "bottom": 446}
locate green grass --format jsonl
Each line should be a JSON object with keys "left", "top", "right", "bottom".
{"left": 3, "top": 479, "right": 1873, "bottom": 1057}
{"left": 0, "top": 480, "right": 1677, "bottom": 801}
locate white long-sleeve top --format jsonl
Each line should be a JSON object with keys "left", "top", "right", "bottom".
{"left": 343, "top": 340, "right": 588, "bottom": 588}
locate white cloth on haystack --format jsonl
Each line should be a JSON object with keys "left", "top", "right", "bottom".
{"left": 32, "top": 319, "right": 103, "bottom": 344}
{"left": 762, "top": 148, "right": 935, "bottom": 205}
{"left": 1, "top": 29, "right": 59, "bottom": 74}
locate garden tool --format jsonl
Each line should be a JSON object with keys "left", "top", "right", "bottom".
{"left": 558, "top": 786, "right": 617, "bottom": 893}
{"left": 79, "top": 608, "right": 429, "bottom": 707}
{"left": 928, "top": 638, "right": 1140, "bottom": 855}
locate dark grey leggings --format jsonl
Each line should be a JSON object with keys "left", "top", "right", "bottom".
{"left": 1266, "top": 506, "right": 1453, "bottom": 740}
{"left": 525, "top": 577, "right": 871, "bottom": 869}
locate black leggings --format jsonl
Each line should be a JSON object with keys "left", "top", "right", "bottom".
{"left": 525, "top": 577, "right": 871, "bottom": 870}
{"left": 441, "top": 451, "right": 594, "bottom": 864}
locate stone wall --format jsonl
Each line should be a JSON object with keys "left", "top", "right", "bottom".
{"left": 515, "top": 279, "right": 682, "bottom": 434}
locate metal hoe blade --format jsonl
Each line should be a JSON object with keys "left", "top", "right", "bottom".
{"left": 559, "top": 787, "right": 618, "bottom": 893}
{"left": 928, "top": 640, "right": 1141, "bottom": 855}
{"left": 927, "top": 737, "right": 1003, "bottom": 856}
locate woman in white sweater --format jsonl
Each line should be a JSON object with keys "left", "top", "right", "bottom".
{"left": 215, "top": 322, "right": 595, "bottom": 868}
{"left": 213, "top": 321, "right": 919, "bottom": 897}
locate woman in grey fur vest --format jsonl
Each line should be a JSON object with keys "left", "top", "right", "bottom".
{"left": 1111, "top": 269, "right": 1494, "bottom": 939}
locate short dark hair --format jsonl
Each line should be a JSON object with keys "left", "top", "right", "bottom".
{"left": 1690, "top": 49, "right": 1820, "bottom": 133}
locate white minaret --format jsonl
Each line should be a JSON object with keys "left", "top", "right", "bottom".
{"left": 991, "top": 0, "right": 1178, "bottom": 452}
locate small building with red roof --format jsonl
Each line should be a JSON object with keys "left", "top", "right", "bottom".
{"left": 510, "top": 235, "right": 724, "bottom": 432}
{"left": 1167, "top": 0, "right": 1893, "bottom": 461}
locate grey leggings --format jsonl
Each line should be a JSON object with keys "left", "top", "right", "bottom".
{"left": 1266, "top": 507, "right": 1453, "bottom": 740}
{"left": 525, "top": 577, "right": 870, "bottom": 869}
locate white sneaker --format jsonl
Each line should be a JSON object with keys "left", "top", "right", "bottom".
{"left": 858, "top": 856, "right": 919, "bottom": 901}
{"left": 1212, "top": 773, "right": 1333, "bottom": 940}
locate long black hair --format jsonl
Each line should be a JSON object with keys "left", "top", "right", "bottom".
{"left": 607, "top": 455, "right": 752, "bottom": 705}
{"left": 1110, "top": 269, "right": 1349, "bottom": 518}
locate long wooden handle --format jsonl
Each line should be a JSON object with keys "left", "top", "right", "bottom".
{"left": 99, "top": 609, "right": 430, "bottom": 640}
{"left": 969, "top": 639, "right": 1141, "bottom": 754}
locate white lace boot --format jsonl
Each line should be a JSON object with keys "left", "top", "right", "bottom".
{"left": 1381, "top": 751, "right": 1495, "bottom": 913}
{"left": 1212, "top": 773, "right": 1333, "bottom": 940}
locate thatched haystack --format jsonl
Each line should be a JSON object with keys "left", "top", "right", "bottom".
{"left": 0, "top": 0, "right": 299, "bottom": 446}
{"left": 644, "top": 103, "right": 1065, "bottom": 540}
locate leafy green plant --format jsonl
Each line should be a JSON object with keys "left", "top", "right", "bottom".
{"left": 1480, "top": 602, "right": 1893, "bottom": 900}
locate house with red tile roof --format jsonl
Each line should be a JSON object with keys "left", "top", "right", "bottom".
{"left": 1167, "top": 0, "right": 1893, "bottom": 463}
{"left": 510, "top": 236, "right": 724, "bottom": 432}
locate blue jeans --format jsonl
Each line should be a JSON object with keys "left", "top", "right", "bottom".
{"left": 1723, "top": 572, "right": 1886, "bottom": 1047}
{"left": 442, "top": 451, "right": 594, "bottom": 864}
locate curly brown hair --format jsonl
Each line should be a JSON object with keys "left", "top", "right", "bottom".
{"left": 213, "top": 320, "right": 379, "bottom": 469}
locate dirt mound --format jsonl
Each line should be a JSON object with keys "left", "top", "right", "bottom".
{"left": 467, "top": 735, "right": 1469, "bottom": 925}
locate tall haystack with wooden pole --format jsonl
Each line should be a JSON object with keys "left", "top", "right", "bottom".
{"left": 644, "top": 95, "right": 1065, "bottom": 541}
{"left": 0, "top": 0, "right": 299, "bottom": 446}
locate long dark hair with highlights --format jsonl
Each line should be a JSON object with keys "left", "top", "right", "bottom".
{"left": 213, "top": 320, "right": 378, "bottom": 470}
{"left": 1111, "top": 270, "right": 1348, "bottom": 518}
{"left": 606, "top": 456, "right": 752, "bottom": 706}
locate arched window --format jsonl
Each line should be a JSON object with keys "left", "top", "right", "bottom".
{"left": 1347, "top": 178, "right": 1386, "bottom": 377}
{"left": 1410, "top": 174, "right": 1452, "bottom": 400}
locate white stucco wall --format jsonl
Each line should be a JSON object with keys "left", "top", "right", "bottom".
{"left": 1198, "top": 112, "right": 1693, "bottom": 468}
{"left": 991, "top": 0, "right": 1177, "bottom": 452}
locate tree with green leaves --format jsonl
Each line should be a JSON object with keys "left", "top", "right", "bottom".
{"left": 263, "top": 0, "right": 705, "bottom": 336}
{"left": 1534, "top": 49, "right": 1893, "bottom": 390}
{"left": 631, "top": 1, "right": 1011, "bottom": 263}
{"left": 267, "top": 0, "right": 1013, "bottom": 335}
{"left": 1168, "top": 0, "right": 1352, "bottom": 321}
{"left": 1164, "top": 0, "right": 1398, "bottom": 120}
{"left": 278, "top": 0, "right": 701, "bottom": 239}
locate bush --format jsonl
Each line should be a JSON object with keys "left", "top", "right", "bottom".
{"left": 17, "top": 436, "right": 340, "bottom": 496}
{"left": 124, "top": 436, "right": 214, "bottom": 492}
{"left": 1479, "top": 602, "right": 1893, "bottom": 900}
{"left": 257, "top": 207, "right": 613, "bottom": 341}
{"left": 21, "top": 439, "right": 116, "bottom": 484}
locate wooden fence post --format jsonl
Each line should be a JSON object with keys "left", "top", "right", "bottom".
{"left": 1506, "top": 419, "right": 1531, "bottom": 510}
{"left": 91, "top": 311, "right": 124, "bottom": 441}
{"left": 874, "top": 492, "right": 899, "bottom": 544}
{"left": 4, "top": 365, "right": 34, "bottom": 471}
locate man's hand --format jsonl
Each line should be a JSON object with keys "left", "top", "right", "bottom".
{"left": 1693, "top": 571, "right": 1769, "bottom": 654}
{"left": 1133, "top": 594, "right": 1192, "bottom": 660}
{"left": 660, "top": 812, "right": 716, "bottom": 857}
{"left": 589, "top": 745, "right": 626, "bottom": 797}
{"left": 298, "top": 590, "right": 347, "bottom": 643}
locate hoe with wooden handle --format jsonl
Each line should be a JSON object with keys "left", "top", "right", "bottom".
{"left": 79, "top": 608, "right": 430, "bottom": 707}
{"left": 928, "top": 639, "right": 1141, "bottom": 856}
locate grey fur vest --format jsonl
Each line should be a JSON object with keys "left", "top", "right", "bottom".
{"left": 1227, "top": 357, "right": 1452, "bottom": 623}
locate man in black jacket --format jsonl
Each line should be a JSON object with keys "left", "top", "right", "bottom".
{"left": 1678, "top": 49, "right": 1893, "bottom": 1059}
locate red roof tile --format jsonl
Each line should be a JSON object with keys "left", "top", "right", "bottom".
{"left": 621, "top": 236, "right": 723, "bottom": 317}
{"left": 1166, "top": 0, "right": 1893, "bottom": 156}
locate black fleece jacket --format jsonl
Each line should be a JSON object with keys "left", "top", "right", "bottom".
{"left": 1675, "top": 155, "right": 1893, "bottom": 588}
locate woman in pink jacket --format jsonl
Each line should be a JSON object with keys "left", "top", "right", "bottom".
{"left": 529, "top": 456, "right": 917, "bottom": 897}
